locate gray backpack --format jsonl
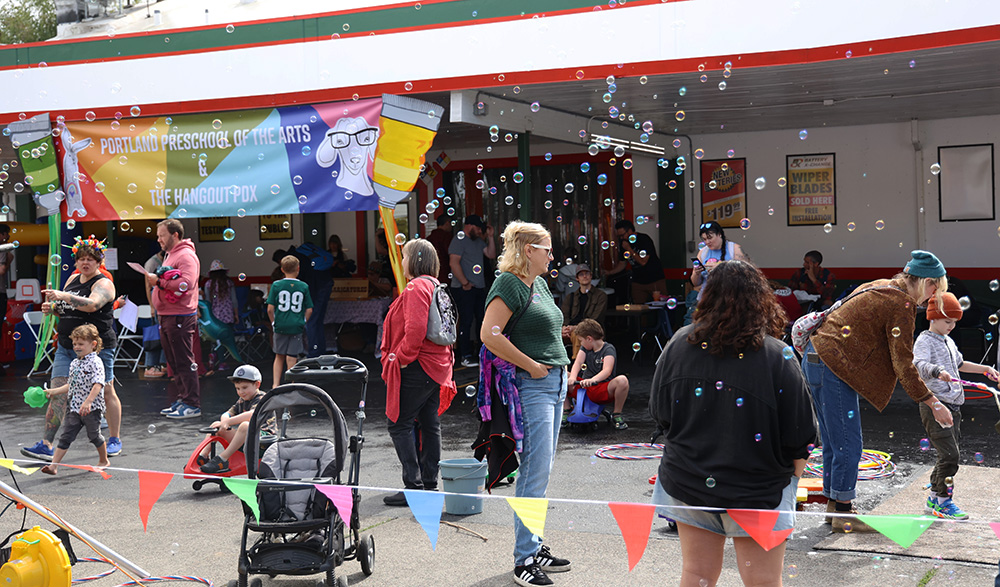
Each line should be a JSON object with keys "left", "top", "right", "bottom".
{"left": 417, "top": 276, "right": 458, "bottom": 346}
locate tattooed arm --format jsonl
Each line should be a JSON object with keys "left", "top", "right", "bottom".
{"left": 42, "top": 277, "right": 116, "bottom": 313}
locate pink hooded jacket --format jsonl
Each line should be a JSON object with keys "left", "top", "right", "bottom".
{"left": 152, "top": 238, "right": 200, "bottom": 315}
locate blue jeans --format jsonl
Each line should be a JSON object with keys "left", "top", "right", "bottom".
{"left": 53, "top": 345, "right": 115, "bottom": 383}
{"left": 513, "top": 366, "right": 567, "bottom": 565}
{"left": 306, "top": 280, "right": 332, "bottom": 358}
{"left": 801, "top": 341, "right": 862, "bottom": 501}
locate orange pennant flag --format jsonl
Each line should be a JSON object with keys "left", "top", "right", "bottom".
{"left": 726, "top": 509, "right": 793, "bottom": 551}
{"left": 608, "top": 502, "right": 657, "bottom": 571}
{"left": 60, "top": 463, "right": 112, "bottom": 479}
{"left": 138, "top": 471, "right": 174, "bottom": 532}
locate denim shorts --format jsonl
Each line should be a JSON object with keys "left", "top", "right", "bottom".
{"left": 651, "top": 476, "right": 799, "bottom": 537}
{"left": 52, "top": 345, "right": 114, "bottom": 383}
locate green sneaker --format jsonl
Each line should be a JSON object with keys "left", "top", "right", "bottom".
{"left": 612, "top": 414, "right": 628, "bottom": 430}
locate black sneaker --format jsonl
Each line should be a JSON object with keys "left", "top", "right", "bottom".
{"left": 513, "top": 559, "right": 552, "bottom": 586}
{"left": 535, "top": 545, "right": 571, "bottom": 572}
{"left": 200, "top": 455, "right": 230, "bottom": 474}
{"left": 383, "top": 491, "right": 407, "bottom": 506}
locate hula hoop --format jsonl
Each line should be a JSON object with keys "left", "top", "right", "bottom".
{"left": 595, "top": 443, "right": 664, "bottom": 460}
{"left": 803, "top": 447, "right": 896, "bottom": 481}
{"left": 964, "top": 388, "right": 993, "bottom": 401}
{"left": 113, "top": 577, "right": 214, "bottom": 587}
{"left": 72, "top": 557, "right": 118, "bottom": 584}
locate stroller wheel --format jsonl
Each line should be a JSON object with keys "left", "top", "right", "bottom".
{"left": 249, "top": 579, "right": 263, "bottom": 587}
{"left": 226, "top": 581, "right": 238, "bottom": 587}
{"left": 358, "top": 532, "right": 375, "bottom": 576}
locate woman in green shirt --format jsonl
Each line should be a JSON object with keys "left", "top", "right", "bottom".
{"left": 482, "top": 220, "right": 571, "bottom": 587}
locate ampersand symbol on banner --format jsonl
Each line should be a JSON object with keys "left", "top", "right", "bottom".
{"left": 198, "top": 159, "right": 208, "bottom": 177}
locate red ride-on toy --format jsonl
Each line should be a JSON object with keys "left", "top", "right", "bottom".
{"left": 183, "top": 426, "right": 249, "bottom": 491}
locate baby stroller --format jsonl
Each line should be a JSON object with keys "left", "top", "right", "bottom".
{"left": 229, "top": 356, "right": 374, "bottom": 587}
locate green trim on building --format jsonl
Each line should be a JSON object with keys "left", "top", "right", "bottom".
{"left": 0, "top": 0, "right": 614, "bottom": 68}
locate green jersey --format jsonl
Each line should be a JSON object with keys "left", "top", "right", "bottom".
{"left": 267, "top": 278, "right": 314, "bottom": 334}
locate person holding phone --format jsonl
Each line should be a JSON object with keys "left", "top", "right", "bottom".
{"left": 683, "top": 223, "right": 747, "bottom": 325}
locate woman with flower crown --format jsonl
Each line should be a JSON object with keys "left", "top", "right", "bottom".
{"left": 20, "top": 235, "right": 124, "bottom": 461}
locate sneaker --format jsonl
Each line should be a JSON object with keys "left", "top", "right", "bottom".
{"left": 20, "top": 440, "right": 53, "bottom": 462}
{"left": 383, "top": 491, "right": 407, "bottom": 506}
{"left": 612, "top": 414, "right": 628, "bottom": 430}
{"left": 461, "top": 357, "right": 479, "bottom": 368}
{"left": 166, "top": 403, "right": 202, "bottom": 420}
{"left": 930, "top": 497, "right": 969, "bottom": 520}
{"left": 513, "top": 558, "right": 553, "bottom": 587}
{"left": 106, "top": 436, "right": 122, "bottom": 457}
{"left": 560, "top": 414, "right": 569, "bottom": 429}
{"left": 160, "top": 400, "right": 182, "bottom": 415}
{"left": 535, "top": 545, "right": 571, "bottom": 572}
{"left": 831, "top": 510, "right": 878, "bottom": 533}
{"left": 200, "top": 455, "right": 230, "bottom": 474}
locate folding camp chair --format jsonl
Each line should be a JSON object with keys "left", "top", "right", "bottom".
{"left": 24, "top": 311, "right": 54, "bottom": 377}
{"left": 113, "top": 305, "right": 151, "bottom": 372}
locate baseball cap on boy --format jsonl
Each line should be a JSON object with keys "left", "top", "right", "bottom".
{"left": 228, "top": 365, "right": 262, "bottom": 382}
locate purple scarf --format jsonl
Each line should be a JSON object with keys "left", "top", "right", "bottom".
{"left": 477, "top": 344, "right": 524, "bottom": 451}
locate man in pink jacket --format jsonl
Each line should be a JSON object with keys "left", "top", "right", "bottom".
{"left": 147, "top": 219, "right": 202, "bottom": 419}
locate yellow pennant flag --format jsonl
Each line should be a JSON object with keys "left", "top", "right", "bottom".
{"left": 507, "top": 497, "right": 549, "bottom": 539}
{"left": 0, "top": 459, "right": 41, "bottom": 475}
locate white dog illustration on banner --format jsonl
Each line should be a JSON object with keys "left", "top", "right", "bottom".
{"left": 315, "top": 116, "right": 379, "bottom": 197}
{"left": 61, "top": 128, "right": 92, "bottom": 218}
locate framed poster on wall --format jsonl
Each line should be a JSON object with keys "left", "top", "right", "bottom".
{"left": 938, "top": 144, "right": 995, "bottom": 221}
{"left": 786, "top": 153, "right": 836, "bottom": 226}
{"left": 197, "top": 217, "right": 232, "bottom": 242}
{"left": 699, "top": 158, "right": 746, "bottom": 228}
{"left": 259, "top": 214, "right": 293, "bottom": 240}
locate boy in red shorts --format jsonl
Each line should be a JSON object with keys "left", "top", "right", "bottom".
{"left": 565, "top": 319, "right": 630, "bottom": 429}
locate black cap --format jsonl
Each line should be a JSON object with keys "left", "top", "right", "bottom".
{"left": 464, "top": 215, "right": 486, "bottom": 230}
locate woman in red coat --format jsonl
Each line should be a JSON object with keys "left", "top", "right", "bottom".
{"left": 380, "top": 238, "right": 457, "bottom": 506}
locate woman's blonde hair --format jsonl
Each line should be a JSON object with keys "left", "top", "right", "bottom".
{"left": 894, "top": 272, "right": 948, "bottom": 309}
{"left": 497, "top": 221, "right": 550, "bottom": 278}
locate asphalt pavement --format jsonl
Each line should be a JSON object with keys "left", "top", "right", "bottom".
{"left": 2, "top": 346, "right": 1000, "bottom": 586}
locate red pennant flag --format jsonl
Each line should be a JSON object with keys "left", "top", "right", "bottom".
{"left": 60, "top": 463, "right": 112, "bottom": 479}
{"left": 726, "top": 509, "right": 793, "bottom": 551}
{"left": 990, "top": 522, "right": 1000, "bottom": 541}
{"left": 137, "top": 470, "right": 174, "bottom": 532}
{"left": 608, "top": 502, "right": 657, "bottom": 571}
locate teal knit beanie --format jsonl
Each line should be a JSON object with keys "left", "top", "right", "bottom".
{"left": 904, "top": 250, "right": 946, "bottom": 278}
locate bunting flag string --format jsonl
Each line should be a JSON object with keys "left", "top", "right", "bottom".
{"left": 608, "top": 502, "right": 657, "bottom": 571}
{"left": 404, "top": 490, "right": 446, "bottom": 550}
{"left": 4, "top": 457, "right": 999, "bottom": 560}
{"left": 726, "top": 509, "right": 795, "bottom": 551}
{"left": 506, "top": 497, "right": 548, "bottom": 539}
{"left": 137, "top": 471, "right": 174, "bottom": 532}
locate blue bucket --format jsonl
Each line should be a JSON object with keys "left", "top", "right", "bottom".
{"left": 439, "top": 458, "right": 488, "bottom": 515}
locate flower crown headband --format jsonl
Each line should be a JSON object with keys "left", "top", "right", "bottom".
{"left": 65, "top": 234, "right": 108, "bottom": 258}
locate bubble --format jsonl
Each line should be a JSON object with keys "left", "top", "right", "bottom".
{"left": 513, "top": 172, "right": 524, "bottom": 184}
{"left": 919, "top": 438, "right": 930, "bottom": 451}
{"left": 67, "top": 219, "right": 76, "bottom": 229}
{"left": 930, "top": 162, "right": 941, "bottom": 175}
{"left": 580, "top": 162, "right": 590, "bottom": 173}
{"left": 718, "top": 81, "right": 727, "bottom": 91}
{"left": 471, "top": 265, "right": 483, "bottom": 275}
{"left": 170, "top": 542, "right": 179, "bottom": 555}
{"left": 564, "top": 183, "right": 575, "bottom": 193}
{"left": 632, "top": 342, "right": 641, "bottom": 352}
{"left": 130, "top": 106, "right": 141, "bottom": 117}
{"left": 270, "top": 184, "right": 280, "bottom": 195}
{"left": 847, "top": 222, "right": 856, "bottom": 232}
{"left": 975, "top": 452, "right": 984, "bottom": 463}
{"left": 694, "top": 386, "right": 703, "bottom": 397}
{"left": 754, "top": 433, "right": 762, "bottom": 442}
{"left": 839, "top": 325, "right": 852, "bottom": 338}
{"left": 780, "top": 346, "right": 795, "bottom": 361}
{"left": 254, "top": 247, "right": 264, "bottom": 257}
{"left": 147, "top": 424, "right": 156, "bottom": 434}
{"left": 675, "top": 110, "right": 686, "bottom": 121}
{"left": 767, "top": 207, "right": 774, "bottom": 216}
{"left": 891, "top": 326, "right": 902, "bottom": 337}
{"left": 666, "top": 298, "right": 677, "bottom": 310}
{"left": 799, "top": 129, "right": 808, "bottom": 140}
{"left": 705, "top": 476, "right": 716, "bottom": 488}
{"left": 237, "top": 273, "right": 246, "bottom": 282}
{"left": 875, "top": 219, "right": 885, "bottom": 230}
{"left": 739, "top": 218, "right": 751, "bottom": 230}
{"left": 952, "top": 296, "right": 971, "bottom": 312}
{"left": 126, "top": 182, "right": 138, "bottom": 194}
{"left": 701, "top": 342, "right": 708, "bottom": 350}
{"left": 777, "top": 176, "right": 787, "bottom": 187}
{"left": 49, "top": 254, "right": 61, "bottom": 266}
{"left": 735, "top": 397, "right": 744, "bottom": 407}
{"left": 613, "top": 145, "right": 625, "bottom": 157}
{"left": 491, "top": 325, "right": 502, "bottom": 336}
{"left": 694, "top": 148, "right": 705, "bottom": 159}
{"left": 218, "top": 228, "right": 236, "bottom": 242}
{"left": 85, "top": 111, "right": 97, "bottom": 122}
{"left": 843, "top": 523, "right": 852, "bottom": 533}
{"left": 990, "top": 314, "right": 999, "bottom": 326}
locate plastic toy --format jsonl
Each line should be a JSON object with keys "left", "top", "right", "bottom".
{"left": 564, "top": 385, "right": 613, "bottom": 431}
{"left": 183, "top": 426, "right": 249, "bottom": 492}
{"left": 23, "top": 386, "right": 47, "bottom": 409}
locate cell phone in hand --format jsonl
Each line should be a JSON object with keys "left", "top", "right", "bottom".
{"left": 691, "top": 257, "right": 702, "bottom": 267}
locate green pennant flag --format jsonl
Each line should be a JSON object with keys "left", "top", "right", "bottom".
{"left": 856, "top": 514, "right": 935, "bottom": 548}
{"left": 223, "top": 478, "right": 260, "bottom": 523}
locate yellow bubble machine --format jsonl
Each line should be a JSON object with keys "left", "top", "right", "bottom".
{"left": 0, "top": 526, "right": 71, "bottom": 587}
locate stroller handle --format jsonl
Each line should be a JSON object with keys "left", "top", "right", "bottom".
{"left": 287, "top": 354, "right": 368, "bottom": 383}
